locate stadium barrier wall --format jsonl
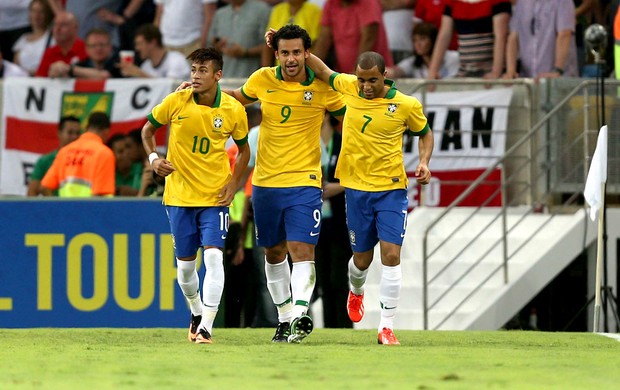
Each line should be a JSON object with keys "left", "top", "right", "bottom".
{"left": 0, "top": 199, "right": 187, "bottom": 328}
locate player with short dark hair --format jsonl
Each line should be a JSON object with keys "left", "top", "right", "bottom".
{"left": 228, "top": 24, "right": 346, "bottom": 343}
{"left": 142, "top": 47, "right": 250, "bottom": 344}
{"left": 303, "top": 48, "right": 434, "bottom": 345}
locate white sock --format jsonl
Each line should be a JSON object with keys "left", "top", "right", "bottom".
{"left": 290, "top": 261, "right": 315, "bottom": 318}
{"left": 348, "top": 257, "right": 368, "bottom": 295}
{"left": 200, "top": 248, "right": 224, "bottom": 333}
{"left": 378, "top": 264, "right": 401, "bottom": 332}
{"left": 265, "top": 256, "right": 293, "bottom": 323}
{"left": 176, "top": 258, "right": 202, "bottom": 316}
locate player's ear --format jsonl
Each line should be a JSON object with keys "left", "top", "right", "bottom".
{"left": 215, "top": 69, "right": 222, "bottom": 81}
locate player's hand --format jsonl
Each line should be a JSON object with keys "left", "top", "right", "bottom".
{"left": 175, "top": 81, "right": 192, "bottom": 92}
{"left": 152, "top": 158, "right": 175, "bottom": 177}
{"left": 415, "top": 163, "right": 431, "bottom": 185}
{"left": 231, "top": 245, "right": 244, "bottom": 266}
{"left": 217, "top": 181, "right": 237, "bottom": 206}
{"left": 264, "top": 28, "right": 277, "bottom": 48}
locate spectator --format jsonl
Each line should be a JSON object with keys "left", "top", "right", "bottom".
{"left": 41, "top": 111, "right": 115, "bottom": 197}
{"left": 428, "top": 0, "right": 511, "bottom": 80}
{"left": 27, "top": 115, "right": 82, "bottom": 196}
{"left": 386, "top": 21, "right": 459, "bottom": 79}
{"left": 414, "top": 0, "right": 458, "bottom": 50}
{"left": 48, "top": 0, "right": 123, "bottom": 49}
{"left": 153, "top": 0, "right": 216, "bottom": 57}
{"left": 12, "top": 0, "right": 55, "bottom": 76}
{"left": 260, "top": 0, "right": 322, "bottom": 66}
{"left": 0, "top": 0, "right": 30, "bottom": 62}
{"left": 49, "top": 28, "right": 123, "bottom": 79}
{"left": 314, "top": 0, "right": 394, "bottom": 73}
{"left": 119, "top": 23, "right": 190, "bottom": 79}
{"left": 96, "top": 0, "right": 157, "bottom": 51}
{"left": 381, "top": 0, "right": 415, "bottom": 64}
{"left": 107, "top": 133, "right": 144, "bottom": 196}
{"left": 0, "top": 51, "right": 29, "bottom": 78}
{"left": 503, "top": 0, "right": 578, "bottom": 80}
{"left": 125, "top": 128, "right": 148, "bottom": 164}
{"left": 208, "top": 0, "right": 271, "bottom": 78}
{"left": 35, "top": 11, "right": 87, "bottom": 77}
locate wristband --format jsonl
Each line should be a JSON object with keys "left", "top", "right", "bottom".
{"left": 148, "top": 152, "right": 159, "bottom": 165}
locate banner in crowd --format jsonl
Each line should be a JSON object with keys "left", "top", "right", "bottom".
{"left": 0, "top": 78, "right": 174, "bottom": 195}
{"left": 0, "top": 200, "right": 186, "bottom": 328}
{"left": 405, "top": 88, "right": 513, "bottom": 207}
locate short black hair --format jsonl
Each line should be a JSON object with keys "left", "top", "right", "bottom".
{"left": 106, "top": 133, "right": 126, "bottom": 149}
{"left": 356, "top": 51, "right": 386, "bottom": 74}
{"left": 187, "top": 47, "right": 223, "bottom": 72}
{"left": 272, "top": 24, "right": 311, "bottom": 51}
{"left": 136, "top": 23, "right": 162, "bottom": 47}
{"left": 126, "top": 128, "right": 142, "bottom": 146}
{"left": 58, "top": 115, "right": 80, "bottom": 131}
{"left": 87, "top": 111, "right": 111, "bottom": 131}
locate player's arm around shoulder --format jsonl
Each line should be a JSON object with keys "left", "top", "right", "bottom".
{"left": 306, "top": 53, "right": 336, "bottom": 86}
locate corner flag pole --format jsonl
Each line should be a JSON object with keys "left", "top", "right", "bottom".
{"left": 593, "top": 185, "right": 605, "bottom": 332}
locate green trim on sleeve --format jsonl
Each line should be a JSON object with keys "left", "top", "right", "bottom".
{"left": 147, "top": 113, "right": 164, "bottom": 128}
{"left": 240, "top": 86, "right": 258, "bottom": 102}
{"left": 328, "top": 72, "right": 340, "bottom": 91}
{"left": 234, "top": 135, "right": 248, "bottom": 146}
{"left": 406, "top": 122, "right": 430, "bottom": 136}
{"left": 329, "top": 105, "right": 346, "bottom": 117}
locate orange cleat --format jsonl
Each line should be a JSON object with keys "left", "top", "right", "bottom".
{"left": 195, "top": 328, "right": 213, "bottom": 344}
{"left": 377, "top": 328, "right": 400, "bottom": 345}
{"left": 347, "top": 291, "right": 365, "bottom": 323}
{"left": 187, "top": 314, "right": 202, "bottom": 342}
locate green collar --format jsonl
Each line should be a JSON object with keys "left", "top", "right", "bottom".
{"left": 275, "top": 65, "right": 315, "bottom": 86}
{"left": 193, "top": 84, "right": 222, "bottom": 107}
{"left": 358, "top": 78, "right": 397, "bottom": 99}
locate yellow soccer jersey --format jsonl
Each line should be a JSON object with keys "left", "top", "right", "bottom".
{"left": 148, "top": 86, "right": 249, "bottom": 206}
{"left": 330, "top": 73, "right": 429, "bottom": 191}
{"left": 241, "top": 66, "right": 345, "bottom": 188}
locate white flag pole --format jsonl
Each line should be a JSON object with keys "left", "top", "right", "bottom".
{"left": 593, "top": 183, "right": 605, "bottom": 333}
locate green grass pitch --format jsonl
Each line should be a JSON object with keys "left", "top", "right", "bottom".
{"left": 1, "top": 328, "right": 618, "bottom": 389}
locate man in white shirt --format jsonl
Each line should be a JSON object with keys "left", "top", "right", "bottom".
{"left": 119, "top": 23, "right": 190, "bottom": 79}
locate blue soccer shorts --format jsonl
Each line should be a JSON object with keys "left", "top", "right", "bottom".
{"left": 344, "top": 188, "right": 408, "bottom": 253}
{"left": 165, "top": 206, "right": 229, "bottom": 258}
{"left": 252, "top": 186, "right": 323, "bottom": 248}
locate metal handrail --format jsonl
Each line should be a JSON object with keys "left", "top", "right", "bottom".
{"left": 421, "top": 79, "right": 593, "bottom": 330}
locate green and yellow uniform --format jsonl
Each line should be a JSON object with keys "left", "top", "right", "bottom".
{"left": 148, "top": 86, "right": 249, "bottom": 206}
{"left": 241, "top": 66, "right": 346, "bottom": 188}
{"left": 329, "top": 73, "right": 429, "bottom": 191}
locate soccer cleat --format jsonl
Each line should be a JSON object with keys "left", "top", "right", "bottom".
{"left": 287, "top": 315, "right": 313, "bottom": 343}
{"left": 195, "top": 328, "right": 213, "bottom": 344}
{"left": 347, "top": 291, "right": 365, "bottom": 323}
{"left": 271, "top": 322, "right": 291, "bottom": 343}
{"left": 187, "top": 313, "right": 202, "bottom": 342}
{"left": 377, "top": 327, "right": 400, "bottom": 345}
